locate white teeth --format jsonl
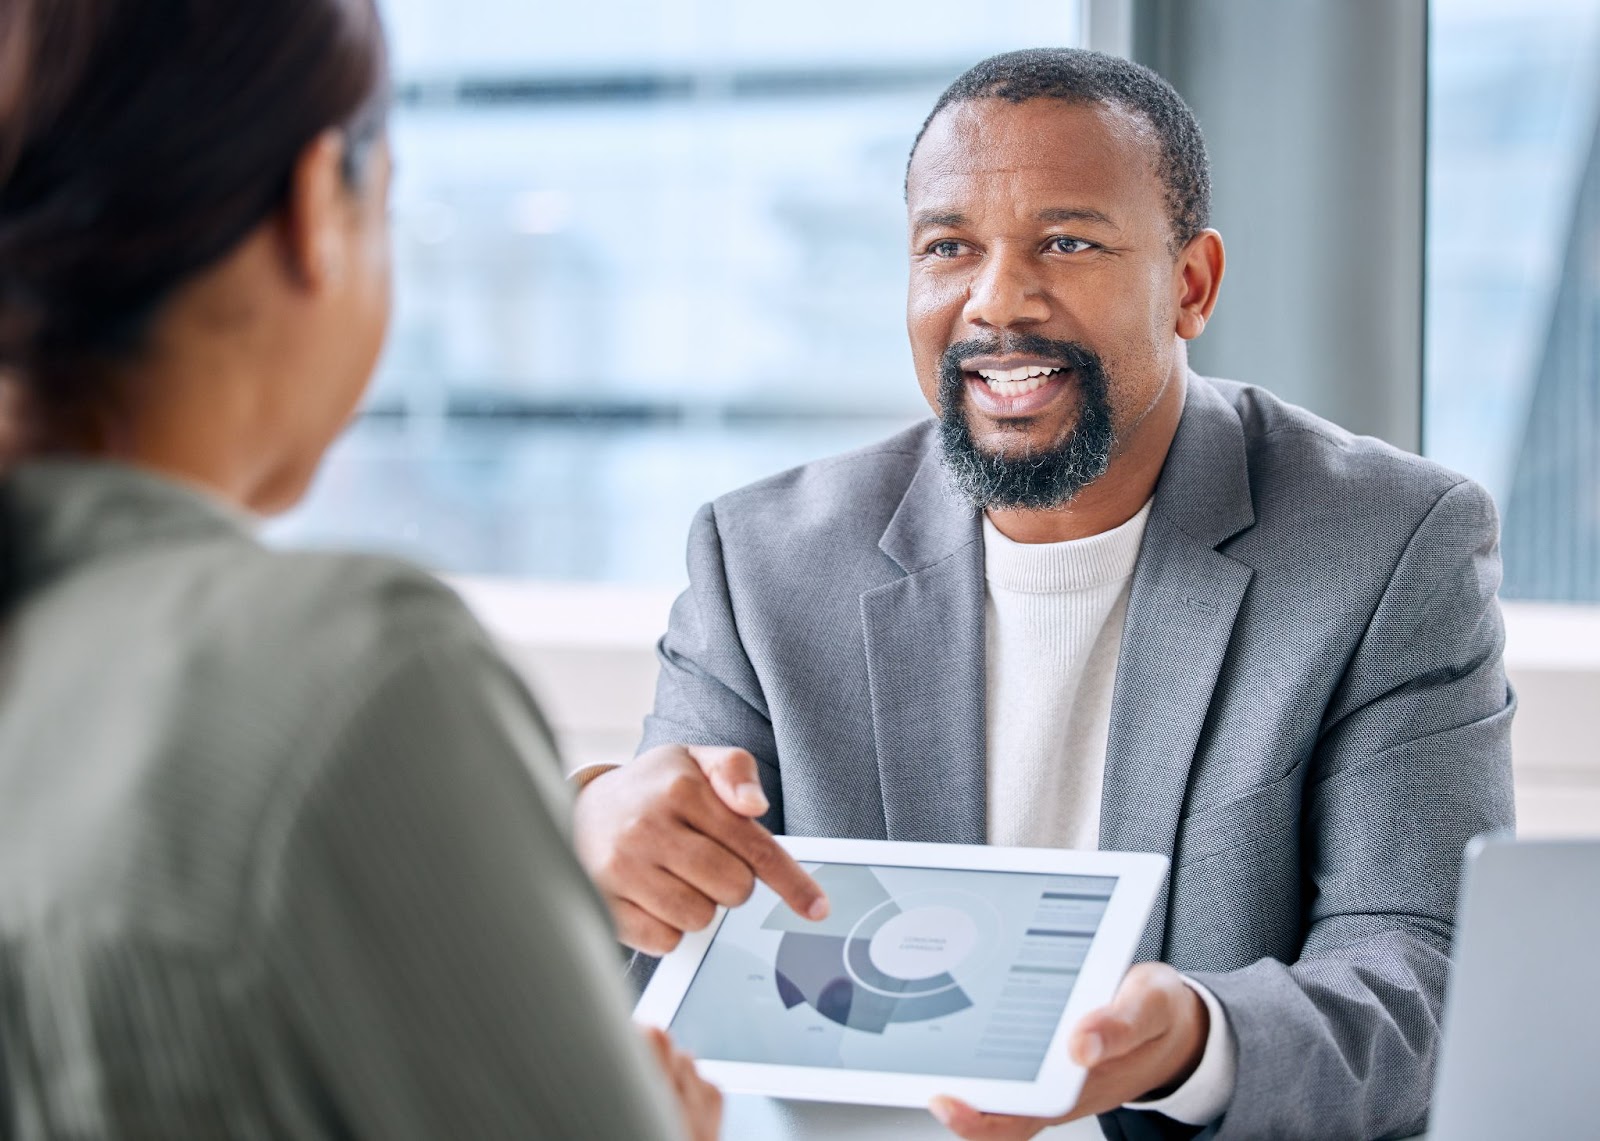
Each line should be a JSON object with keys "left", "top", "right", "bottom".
{"left": 973, "top": 364, "right": 1063, "bottom": 396}
{"left": 975, "top": 364, "right": 1063, "bottom": 383}
{"left": 984, "top": 376, "right": 1049, "bottom": 396}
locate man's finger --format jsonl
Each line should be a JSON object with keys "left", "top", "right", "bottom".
{"left": 1071, "top": 967, "right": 1167, "bottom": 1066}
{"left": 627, "top": 864, "right": 720, "bottom": 933}
{"left": 611, "top": 897, "right": 684, "bottom": 956}
{"left": 928, "top": 1096, "right": 1051, "bottom": 1140}
{"left": 1073, "top": 1008, "right": 1157, "bottom": 1067}
{"left": 673, "top": 784, "right": 830, "bottom": 921}
{"left": 709, "top": 812, "right": 830, "bottom": 921}
{"left": 661, "top": 827, "right": 759, "bottom": 908}
{"left": 688, "top": 745, "right": 770, "bottom": 817}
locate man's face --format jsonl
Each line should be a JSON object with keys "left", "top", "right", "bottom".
{"left": 905, "top": 97, "right": 1186, "bottom": 509}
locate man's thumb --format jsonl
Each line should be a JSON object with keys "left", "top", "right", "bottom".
{"left": 689, "top": 746, "right": 769, "bottom": 817}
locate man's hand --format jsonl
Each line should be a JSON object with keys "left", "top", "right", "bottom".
{"left": 928, "top": 963, "right": 1208, "bottom": 1140}
{"left": 573, "top": 744, "right": 829, "bottom": 954}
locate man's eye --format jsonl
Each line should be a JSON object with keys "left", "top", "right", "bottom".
{"left": 1050, "top": 236, "right": 1093, "bottom": 254}
{"left": 927, "top": 240, "right": 964, "bottom": 258}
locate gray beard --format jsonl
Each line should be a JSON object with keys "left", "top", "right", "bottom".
{"left": 937, "top": 373, "right": 1115, "bottom": 510}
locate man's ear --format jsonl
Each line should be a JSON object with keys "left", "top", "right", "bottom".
{"left": 276, "top": 129, "right": 349, "bottom": 293}
{"left": 1175, "top": 229, "right": 1225, "bottom": 341}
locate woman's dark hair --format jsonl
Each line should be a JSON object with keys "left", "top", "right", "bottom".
{"left": 0, "top": 0, "right": 388, "bottom": 454}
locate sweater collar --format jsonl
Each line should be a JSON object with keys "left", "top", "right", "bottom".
{"left": 981, "top": 497, "right": 1152, "bottom": 594}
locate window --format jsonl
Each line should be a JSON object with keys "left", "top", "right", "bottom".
{"left": 271, "top": 0, "right": 1085, "bottom": 583}
{"left": 1426, "top": 0, "right": 1600, "bottom": 602}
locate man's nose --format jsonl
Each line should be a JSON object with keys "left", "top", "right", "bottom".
{"left": 960, "top": 246, "right": 1050, "bottom": 331}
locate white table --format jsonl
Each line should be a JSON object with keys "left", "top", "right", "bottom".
{"left": 723, "top": 1095, "right": 1103, "bottom": 1139}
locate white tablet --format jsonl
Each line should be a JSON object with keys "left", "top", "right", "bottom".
{"left": 634, "top": 837, "right": 1168, "bottom": 1117}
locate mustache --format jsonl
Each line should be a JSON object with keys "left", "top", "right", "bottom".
{"left": 938, "top": 333, "right": 1104, "bottom": 379}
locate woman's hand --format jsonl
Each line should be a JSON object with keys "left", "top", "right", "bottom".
{"left": 642, "top": 1025, "right": 724, "bottom": 1141}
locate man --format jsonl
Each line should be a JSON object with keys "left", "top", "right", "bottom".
{"left": 573, "top": 48, "right": 1513, "bottom": 1141}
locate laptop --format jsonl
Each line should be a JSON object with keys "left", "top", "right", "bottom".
{"left": 1429, "top": 835, "right": 1600, "bottom": 1139}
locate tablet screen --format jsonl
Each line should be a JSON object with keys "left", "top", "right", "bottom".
{"left": 667, "top": 862, "right": 1117, "bottom": 1081}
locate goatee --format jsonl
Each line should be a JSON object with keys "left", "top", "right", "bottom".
{"left": 936, "top": 333, "right": 1116, "bottom": 510}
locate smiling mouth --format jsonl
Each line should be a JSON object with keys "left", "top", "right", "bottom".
{"left": 968, "top": 363, "right": 1067, "bottom": 397}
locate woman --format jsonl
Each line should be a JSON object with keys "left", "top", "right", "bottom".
{"left": 0, "top": 1, "right": 718, "bottom": 1137}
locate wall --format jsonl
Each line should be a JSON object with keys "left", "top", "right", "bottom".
{"left": 1130, "top": 0, "right": 1427, "bottom": 451}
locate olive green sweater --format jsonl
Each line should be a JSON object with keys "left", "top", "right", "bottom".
{"left": 0, "top": 461, "right": 681, "bottom": 1140}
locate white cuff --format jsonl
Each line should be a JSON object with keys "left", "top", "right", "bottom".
{"left": 1122, "top": 976, "right": 1237, "bottom": 1126}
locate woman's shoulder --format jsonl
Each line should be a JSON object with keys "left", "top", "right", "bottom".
{"left": 0, "top": 542, "right": 526, "bottom": 959}
{"left": 183, "top": 543, "right": 490, "bottom": 679}
{"left": 97, "top": 540, "right": 519, "bottom": 794}
{"left": 255, "top": 546, "right": 474, "bottom": 632}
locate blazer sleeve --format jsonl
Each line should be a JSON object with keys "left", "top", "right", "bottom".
{"left": 638, "top": 500, "right": 785, "bottom": 828}
{"left": 258, "top": 613, "right": 687, "bottom": 1141}
{"left": 1149, "top": 477, "right": 1516, "bottom": 1141}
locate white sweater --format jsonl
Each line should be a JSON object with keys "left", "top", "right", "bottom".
{"left": 982, "top": 503, "right": 1149, "bottom": 851}
{"left": 981, "top": 501, "right": 1235, "bottom": 1126}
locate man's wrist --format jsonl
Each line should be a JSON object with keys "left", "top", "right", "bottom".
{"left": 1146, "top": 976, "right": 1209, "bottom": 1099}
{"left": 569, "top": 761, "right": 621, "bottom": 793}
{"left": 1124, "top": 977, "right": 1237, "bottom": 1126}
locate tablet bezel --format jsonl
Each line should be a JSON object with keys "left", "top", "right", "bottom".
{"left": 633, "top": 837, "right": 1169, "bottom": 1117}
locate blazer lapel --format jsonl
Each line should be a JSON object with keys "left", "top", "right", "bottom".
{"left": 1101, "top": 376, "right": 1256, "bottom": 962}
{"left": 862, "top": 448, "right": 988, "bottom": 844}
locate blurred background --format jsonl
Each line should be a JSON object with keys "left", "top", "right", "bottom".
{"left": 1427, "top": 0, "right": 1600, "bottom": 604}
{"left": 271, "top": 0, "right": 1066, "bottom": 581}
{"left": 267, "top": 0, "right": 1600, "bottom": 829}
{"left": 271, "top": 0, "right": 1600, "bottom": 600}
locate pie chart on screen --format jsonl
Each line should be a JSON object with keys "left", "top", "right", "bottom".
{"left": 762, "top": 863, "right": 1004, "bottom": 1034}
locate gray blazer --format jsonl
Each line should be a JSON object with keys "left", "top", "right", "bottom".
{"left": 0, "top": 462, "right": 683, "bottom": 1140}
{"left": 641, "top": 375, "right": 1516, "bottom": 1141}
